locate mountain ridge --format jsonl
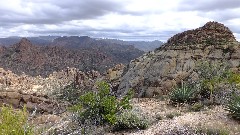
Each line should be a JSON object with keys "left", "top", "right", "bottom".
{"left": 0, "top": 37, "right": 143, "bottom": 77}
{"left": 0, "top": 36, "right": 163, "bottom": 52}
{"left": 117, "top": 21, "right": 240, "bottom": 97}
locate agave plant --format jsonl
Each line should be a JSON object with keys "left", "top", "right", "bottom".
{"left": 169, "top": 83, "right": 197, "bottom": 104}
{"left": 225, "top": 94, "right": 240, "bottom": 120}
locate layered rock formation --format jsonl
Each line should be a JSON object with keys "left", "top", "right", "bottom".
{"left": 117, "top": 21, "right": 240, "bottom": 97}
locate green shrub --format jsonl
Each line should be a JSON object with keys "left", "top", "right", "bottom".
{"left": 196, "top": 62, "right": 228, "bottom": 99}
{"left": 165, "top": 112, "right": 181, "bottom": 119}
{"left": 189, "top": 103, "right": 204, "bottom": 112}
{"left": 196, "top": 127, "right": 229, "bottom": 135}
{"left": 227, "top": 72, "right": 240, "bottom": 89}
{"left": 0, "top": 105, "right": 33, "bottom": 135}
{"left": 192, "top": 61, "right": 237, "bottom": 104}
{"left": 70, "top": 81, "right": 134, "bottom": 126}
{"left": 169, "top": 83, "right": 197, "bottom": 104}
{"left": 225, "top": 94, "right": 240, "bottom": 120}
{"left": 113, "top": 110, "right": 148, "bottom": 131}
{"left": 54, "top": 83, "right": 82, "bottom": 104}
{"left": 155, "top": 113, "right": 163, "bottom": 120}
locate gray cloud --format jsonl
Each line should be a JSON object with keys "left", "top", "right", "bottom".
{"left": 197, "top": 9, "right": 240, "bottom": 22}
{"left": 176, "top": 0, "right": 240, "bottom": 41}
{"left": 178, "top": 0, "right": 240, "bottom": 11}
{"left": 0, "top": 0, "right": 126, "bottom": 25}
{"left": 177, "top": 0, "right": 240, "bottom": 23}
{"left": 0, "top": 0, "right": 240, "bottom": 41}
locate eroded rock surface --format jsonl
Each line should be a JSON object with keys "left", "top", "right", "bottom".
{"left": 118, "top": 22, "right": 240, "bottom": 97}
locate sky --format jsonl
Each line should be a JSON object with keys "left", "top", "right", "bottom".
{"left": 0, "top": 0, "right": 240, "bottom": 41}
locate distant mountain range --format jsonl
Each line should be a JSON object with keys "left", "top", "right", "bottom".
{"left": 0, "top": 36, "right": 163, "bottom": 52}
{"left": 0, "top": 36, "right": 59, "bottom": 46}
{"left": 0, "top": 37, "right": 144, "bottom": 77}
{"left": 99, "top": 39, "right": 164, "bottom": 52}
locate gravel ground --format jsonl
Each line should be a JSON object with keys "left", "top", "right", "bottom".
{"left": 108, "top": 98, "right": 240, "bottom": 135}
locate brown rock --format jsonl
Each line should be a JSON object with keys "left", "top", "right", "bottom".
{"left": 22, "top": 94, "right": 31, "bottom": 102}
{"left": 7, "top": 99, "right": 20, "bottom": 107}
{"left": 167, "top": 21, "right": 236, "bottom": 46}
{"left": 32, "top": 114, "right": 61, "bottom": 124}
{"left": 6, "top": 92, "right": 21, "bottom": 99}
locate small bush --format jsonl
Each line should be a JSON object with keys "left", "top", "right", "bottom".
{"left": 166, "top": 112, "right": 181, "bottom": 119}
{"left": 192, "top": 61, "right": 237, "bottom": 104}
{"left": 169, "top": 83, "right": 197, "bottom": 104}
{"left": 189, "top": 103, "right": 204, "bottom": 112}
{"left": 54, "top": 83, "right": 82, "bottom": 104}
{"left": 0, "top": 105, "right": 33, "bottom": 135}
{"left": 225, "top": 94, "right": 240, "bottom": 120}
{"left": 70, "top": 81, "right": 134, "bottom": 126}
{"left": 155, "top": 113, "right": 163, "bottom": 120}
{"left": 196, "top": 127, "right": 229, "bottom": 135}
{"left": 113, "top": 110, "right": 148, "bottom": 131}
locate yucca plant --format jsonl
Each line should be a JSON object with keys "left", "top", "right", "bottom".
{"left": 225, "top": 94, "right": 240, "bottom": 120}
{"left": 169, "top": 82, "right": 197, "bottom": 104}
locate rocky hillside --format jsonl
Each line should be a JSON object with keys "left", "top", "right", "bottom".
{"left": 0, "top": 63, "right": 125, "bottom": 114}
{"left": 100, "top": 39, "right": 164, "bottom": 52}
{"left": 51, "top": 36, "right": 144, "bottom": 63}
{"left": 117, "top": 21, "right": 240, "bottom": 97}
{"left": 0, "top": 38, "right": 143, "bottom": 76}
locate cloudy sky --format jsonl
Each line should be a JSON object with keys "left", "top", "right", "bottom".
{"left": 0, "top": 0, "right": 240, "bottom": 41}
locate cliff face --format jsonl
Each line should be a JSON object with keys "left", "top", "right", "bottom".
{"left": 117, "top": 22, "right": 240, "bottom": 97}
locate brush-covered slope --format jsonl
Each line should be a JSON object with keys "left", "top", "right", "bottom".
{"left": 0, "top": 37, "right": 143, "bottom": 77}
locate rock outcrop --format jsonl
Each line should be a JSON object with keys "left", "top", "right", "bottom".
{"left": 0, "top": 67, "right": 104, "bottom": 114}
{"left": 0, "top": 62, "right": 130, "bottom": 113}
{"left": 167, "top": 21, "right": 236, "bottom": 46}
{"left": 117, "top": 21, "right": 240, "bottom": 97}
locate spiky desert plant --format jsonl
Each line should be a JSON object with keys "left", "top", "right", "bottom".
{"left": 225, "top": 94, "right": 240, "bottom": 120}
{"left": 169, "top": 82, "right": 197, "bottom": 104}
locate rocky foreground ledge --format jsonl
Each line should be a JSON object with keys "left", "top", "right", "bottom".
{"left": 0, "top": 63, "right": 125, "bottom": 114}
